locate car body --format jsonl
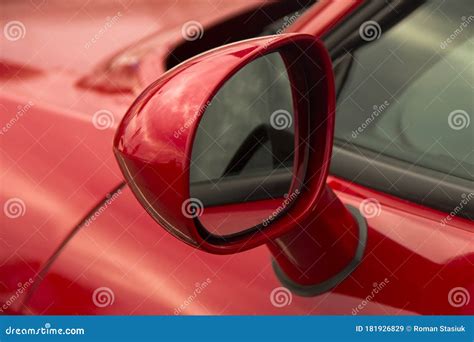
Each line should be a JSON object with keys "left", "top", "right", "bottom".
{"left": 1, "top": 0, "right": 472, "bottom": 315}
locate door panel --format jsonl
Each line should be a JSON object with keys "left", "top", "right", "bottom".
{"left": 24, "top": 177, "right": 474, "bottom": 315}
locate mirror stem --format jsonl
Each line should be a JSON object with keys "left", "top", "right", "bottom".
{"left": 268, "top": 185, "right": 367, "bottom": 296}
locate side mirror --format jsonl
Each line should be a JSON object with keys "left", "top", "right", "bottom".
{"left": 114, "top": 34, "right": 366, "bottom": 295}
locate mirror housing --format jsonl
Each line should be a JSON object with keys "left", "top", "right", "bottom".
{"left": 114, "top": 34, "right": 366, "bottom": 294}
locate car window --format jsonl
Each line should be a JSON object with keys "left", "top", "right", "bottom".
{"left": 334, "top": 0, "right": 473, "bottom": 182}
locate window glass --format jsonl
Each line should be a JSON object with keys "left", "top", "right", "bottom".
{"left": 335, "top": 0, "right": 473, "bottom": 181}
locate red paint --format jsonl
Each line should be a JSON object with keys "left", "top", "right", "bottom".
{"left": 267, "top": 186, "right": 359, "bottom": 286}
{"left": 0, "top": 95, "right": 123, "bottom": 313}
{"left": 199, "top": 199, "right": 283, "bottom": 236}
{"left": 113, "top": 32, "right": 362, "bottom": 288}
{"left": 113, "top": 34, "right": 337, "bottom": 256}
{"left": 0, "top": 0, "right": 265, "bottom": 314}
{"left": 24, "top": 179, "right": 474, "bottom": 315}
{"left": 1, "top": 0, "right": 472, "bottom": 316}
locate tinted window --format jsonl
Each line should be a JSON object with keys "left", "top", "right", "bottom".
{"left": 335, "top": 0, "right": 473, "bottom": 182}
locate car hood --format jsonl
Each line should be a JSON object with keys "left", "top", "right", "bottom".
{"left": 0, "top": 93, "right": 124, "bottom": 312}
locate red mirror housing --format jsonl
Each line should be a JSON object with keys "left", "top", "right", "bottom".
{"left": 114, "top": 34, "right": 366, "bottom": 294}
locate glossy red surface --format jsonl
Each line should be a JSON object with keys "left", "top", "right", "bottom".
{"left": 0, "top": 94, "right": 123, "bottom": 313}
{"left": 113, "top": 34, "right": 336, "bottom": 254}
{"left": 199, "top": 199, "right": 283, "bottom": 236}
{"left": 113, "top": 30, "right": 354, "bottom": 286}
{"left": 24, "top": 177, "right": 474, "bottom": 315}
{"left": 268, "top": 186, "right": 359, "bottom": 286}
{"left": 0, "top": 0, "right": 260, "bottom": 313}
{"left": 1, "top": 0, "right": 472, "bottom": 316}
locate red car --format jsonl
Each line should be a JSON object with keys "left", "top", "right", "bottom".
{"left": 1, "top": 0, "right": 473, "bottom": 315}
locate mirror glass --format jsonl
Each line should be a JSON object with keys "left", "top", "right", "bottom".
{"left": 190, "top": 53, "right": 298, "bottom": 238}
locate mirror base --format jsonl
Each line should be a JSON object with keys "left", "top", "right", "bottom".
{"left": 271, "top": 205, "right": 367, "bottom": 297}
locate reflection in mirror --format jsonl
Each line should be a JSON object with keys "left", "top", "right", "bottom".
{"left": 190, "top": 52, "right": 299, "bottom": 238}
